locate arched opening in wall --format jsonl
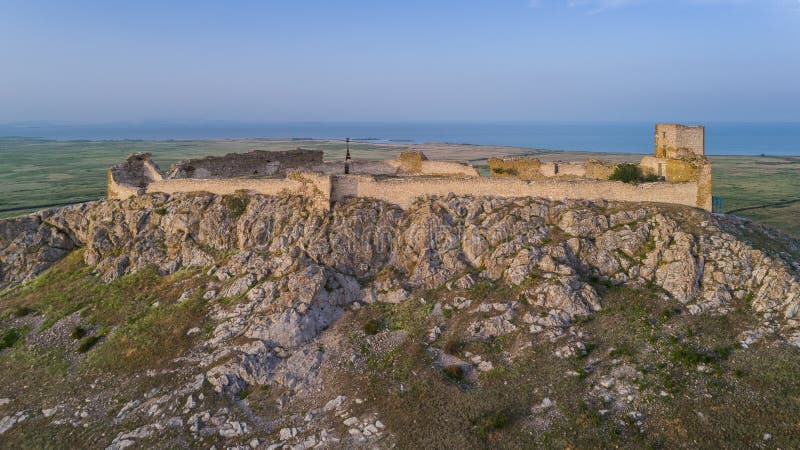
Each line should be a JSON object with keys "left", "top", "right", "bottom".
{"left": 554, "top": 163, "right": 559, "bottom": 175}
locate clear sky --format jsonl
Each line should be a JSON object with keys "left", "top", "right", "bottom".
{"left": 1, "top": 0, "right": 798, "bottom": 123}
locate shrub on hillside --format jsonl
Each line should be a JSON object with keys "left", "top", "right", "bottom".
{"left": 0, "top": 327, "right": 25, "bottom": 350}
{"left": 443, "top": 364, "right": 465, "bottom": 382}
{"left": 222, "top": 194, "right": 249, "bottom": 218}
{"left": 609, "top": 163, "right": 641, "bottom": 184}
{"left": 71, "top": 326, "right": 87, "bottom": 340}
{"left": 77, "top": 335, "right": 102, "bottom": 353}
{"left": 363, "top": 319, "right": 383, "bottom": 335}
{"left": 491, "top": 167, "right": 518, "bottom": 176}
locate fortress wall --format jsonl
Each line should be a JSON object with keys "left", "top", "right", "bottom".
{"left": 106, "top": 123, "right": 713, "bottom": 211}
{"left": 640, "top": 156, "right": 697, "bottom": 182}
{"left": 558, "top": 163, "right": 586, "bottom": 177}
{"left": 170, "top": 149, "right": 324, "bottom": 179}
{"left": 640, "top": 156, "right": 712, "bottom": 210}
{"left": 417, "top": 161, "right": 479, "bottom": 177}
{"left": 146, "top": 171, "right": 332, "bottom": 210}
{"left": 107, "top": 153, "right": 164, "bottom": 200}
{"left": 639, "top": 156, "right": 662, "bottom": 177}
{"left": 359, "top": 160, "right": 400, "bottom": 175}
{"left": 108, "top": 154, "right": 708, "bottom": 211}
{"left": 396, "top": 151, "right": 426, "bottom": 173}
{"left": 695, "top": 162, "right": 712, "bottom": 211}
{"left": 142, "top": 158, "right": 165, "bottom": 181}
{"left": 584, "top": 160, "right": 618, "bottom": 180}
{"left": 329, "top": 175, "right": 362, "bottom": 202}
{"left": 350, "top": 176, "right": 703, "bottom": 210}
{"left": 539, "top": 162, "right": 586, "bottom": 178}
{"left": 489, "top": 157, "right": 615, "bottom": 181}
{"left": 109, "top": 153, "right": 161, "bottom": 186}
{"left": 111, "top": 170, "right": 706, "bottom": 211}
{"left": 390, "top": 153, "right": 478, "bottom": 176}
{"left": 107, "top": 169, "right": 143, "bottom": 200}
{"left": 287, "top": 171, "right": 332, "bottom": 208}
{"left": 311, "top": 160, "right": 398, "bottom": 176}
{"left": 487, "top": 157, "right": 543, "bottom": 180}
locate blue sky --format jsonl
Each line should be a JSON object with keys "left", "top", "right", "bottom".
{"left": 0, "top": 0, "right": 798, "bottom": 122}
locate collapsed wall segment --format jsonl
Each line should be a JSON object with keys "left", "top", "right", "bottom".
{"left": 168, "top": 149, "right": 324, "bottom": 179}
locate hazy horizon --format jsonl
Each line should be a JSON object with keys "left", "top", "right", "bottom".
{"left": 2, "top": 1, "right": 799, "bottom": 123}
{"left": 3, "top": 121, "right": 799, "bottom": 155}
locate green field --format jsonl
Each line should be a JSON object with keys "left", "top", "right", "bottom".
{"left": 708, "top": 155, "right": 800, "bottom": 237}
{"left": 1, "top": 137, "right": 798, "bottom": 238}
{"left": 0, "top": 137, "right": 406, "bottom": 215}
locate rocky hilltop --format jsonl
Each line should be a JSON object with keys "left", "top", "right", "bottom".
{"left": 1, "top": 193, "right": 800, "bottom": 448}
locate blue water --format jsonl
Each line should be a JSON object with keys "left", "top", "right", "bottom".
{"left": 1, "top": 121, "right": 799, "bottom": 155}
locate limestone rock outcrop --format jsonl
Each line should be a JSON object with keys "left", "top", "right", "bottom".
{"left": 2, "top": 193, "right": 799, "bottom": 333}
{"left": 2, "top": 192, "right": 800, "bottom": 447}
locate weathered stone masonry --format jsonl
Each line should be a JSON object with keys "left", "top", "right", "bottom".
{"left": 107, "top": 124, "right": 712, "bottom": 211}
{"left": 332, "top": 175, "right": 700, "bottom": 210}
{"left": 168, "top": 149, "right": 324, "bottom": 179}
{"left": 487, "top": 123, "right": 711, "bottom": 210}
{"left": 654, "top": 124, "right": 704, "bottom": 159}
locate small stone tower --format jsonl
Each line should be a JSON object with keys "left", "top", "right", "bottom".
{"left": 654, "top": 124, "right": 705, "bottom": 159}
{"left": 641, "top": 123, "right": 711, "bottom": 211}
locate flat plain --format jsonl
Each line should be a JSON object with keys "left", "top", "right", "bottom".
{"left": 1, "top": 137, "right": 798, "bottom": 238}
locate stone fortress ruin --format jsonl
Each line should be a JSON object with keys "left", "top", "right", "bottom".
{"left": 486, "top": 123, "right": 711, "bottom": 210}
{"left": 108, "top": 124, "right": 712, "bottom": 211}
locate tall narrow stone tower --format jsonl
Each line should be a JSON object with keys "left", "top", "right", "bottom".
{"left": 654, "top": 124, "right": 705, "bottom": 159}
{"left": 641, "top": 123, "right": 711, "bottom": 211}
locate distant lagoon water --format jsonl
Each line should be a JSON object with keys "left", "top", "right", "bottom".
{"left": 1, "top": 121, "right": 799, "bottom": 156}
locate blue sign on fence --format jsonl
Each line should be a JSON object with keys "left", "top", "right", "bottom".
{"left": 712, "top": 196, "right": 723, "bottom": 213}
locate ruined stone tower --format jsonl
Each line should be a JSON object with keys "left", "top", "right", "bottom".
{"left": 641, "top": 123, "right": 711, "bottom": 211}
{"left": 654, "top": 124, "right": 705, "bottom": 159}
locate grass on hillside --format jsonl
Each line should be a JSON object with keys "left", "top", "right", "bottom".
{"left": 0, "top": 248, "right": 224, "bottom": 447}
{"left": 0, "top": 229, "right": 798, "bottom": 446}
{"left": 0, "top": 249, "right": 212, "bottom": 372}
{"left": 339, "top": 280, "right": 800, "bottom": 449}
